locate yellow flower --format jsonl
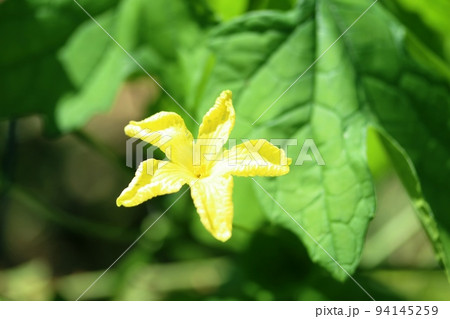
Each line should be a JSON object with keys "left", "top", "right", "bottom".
{"left": 117, "top": 90, "right": 291, "bottom": 242}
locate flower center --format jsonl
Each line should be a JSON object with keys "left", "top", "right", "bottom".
{"left": 193, "top": 163, "right": 211, "bottom": 179}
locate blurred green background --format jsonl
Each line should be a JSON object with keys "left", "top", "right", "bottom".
{"left": 1, "top": 0, "right": 450, "bottom": 300}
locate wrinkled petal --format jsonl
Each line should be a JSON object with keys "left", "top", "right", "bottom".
{"left": 117, "top": 159, "right": 194, "bottom": 207}
{"left": 189, "top": 175, "right": 234, "bottom": 242}
{"left": 195, "top": 90, "right": 235, "bottom": 167}
{"left": 125, "top": 112, "right": 194, "bottom": 169}
{"left": 211, "top": 139, "right": 291, "bottom": 177}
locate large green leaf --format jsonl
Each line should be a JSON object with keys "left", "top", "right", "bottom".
{"left": 192, "top": 0, "right": 450, "bottom": 280}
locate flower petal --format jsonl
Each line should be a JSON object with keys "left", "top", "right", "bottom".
{"left": 117, "top": 159, "right": 194, "bottom": 207}
{"left": 212, "top": 139, "right": 291, "bottom": 177}
{"left": 196, "top": 90, "right": 235, "bottom": 162}
{"left": 125, "top": 112, "right": 194, "bottom": 169}
{"left": 189, "top": 175, "right": 234, "bottom": 242}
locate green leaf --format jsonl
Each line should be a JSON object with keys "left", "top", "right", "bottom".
{"left": 381, "top": 0, "right": 450, "bottom": 82}
{"left": 247, "top": 0, "right": 298, "bottom": 12}
{"left": 382, "top": 0, "right": 450, "bottom": 64}
{"left": 0, "top": 0, "right": 207, "bottom": 132}
{"left": 206, "top": 0, "right": 249, "bottom": 21}
{"left": 192, "top": 0, "right": 450, "bottom": 280}
{"left": 55, "top": 0, "right": 207, "bottom": 132}
{"left": 365, "top": 72, "right": 450, "bottom": 278}
{"left": 59, "top": 12, "right": 115, "bottom": 88}
{"left": 55, "top": 6, "right": 133, "bottom": 132}
{"left": 204, "top": 0, "right": 297, "bottom": 22}
{"left": 370, "top": 129, "right": 446, "bottom": 274}
{"left": 0, "top": 0, "right": 118, "bottom": 121}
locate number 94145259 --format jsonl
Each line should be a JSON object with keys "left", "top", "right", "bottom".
{"left": 375, "top": 305, "right": 438, "bottom": 316}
